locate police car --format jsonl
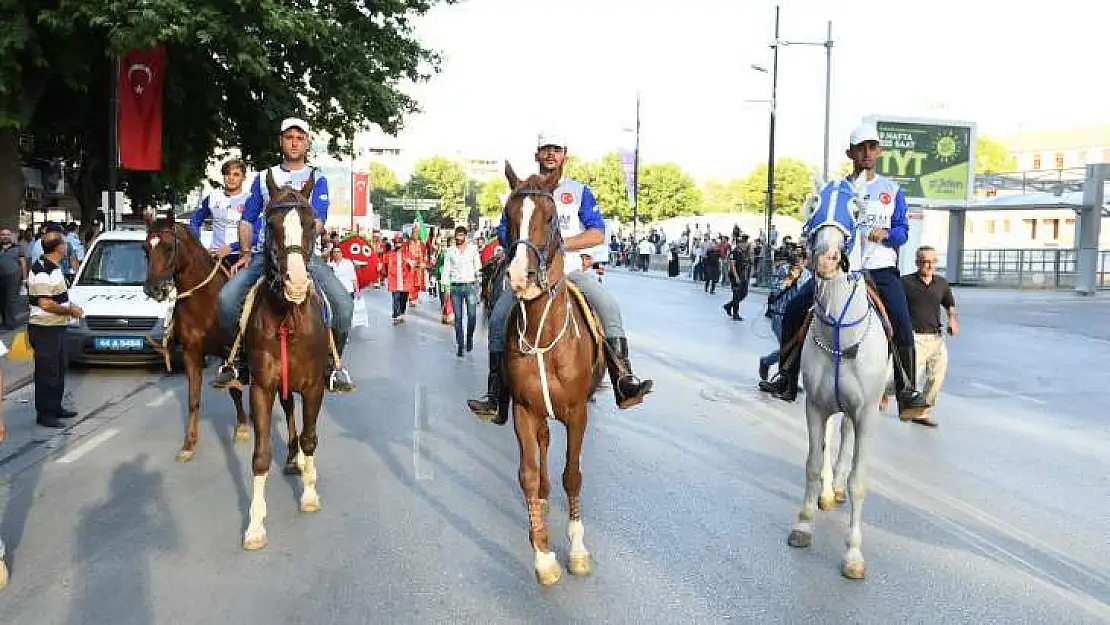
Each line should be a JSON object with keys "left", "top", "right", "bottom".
{"left": 66, "top": 227, "right": 179, "bottom": 366}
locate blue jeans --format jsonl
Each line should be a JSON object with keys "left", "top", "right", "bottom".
{"left": 217, "top": 253, "right": 353, "bottom": 334}
{"left": 488, "top": 270, "right": 625, "bottom": 353}
{"left": 450, "top": 283, "right": 478, "bottom": 347}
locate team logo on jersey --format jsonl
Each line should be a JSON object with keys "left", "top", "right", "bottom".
{"left": 879, "top": 192, "right": 892, "bottom": 205}
{"left": 560, "top": 192, "right": 574, "bottom": 204}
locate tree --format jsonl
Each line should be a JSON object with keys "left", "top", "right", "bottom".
{"left": 701, "top": 178, "right": 750, "bottom": 213}
{"left": 367, "top": 162, "right": 403, "bottom": 227}
{"left": 407, "top": 156, "right": 467, "bottom": 224}
{"left": 638, "top": 163, "right": 701, "bottom": 221}
{"left": 976, "top": 135, "right": 1016, "bottom": 173}
{"left": 576, "top": 152, "right": 633, "bottom": 221}
{"left": 740, "top": 158, "right": 818, "bottom": 219}
{"left": 476, "top": 175, "right": 508, "bottom": 218}
{"left": 0, "top": 0, "right": 449, "bottom": 228}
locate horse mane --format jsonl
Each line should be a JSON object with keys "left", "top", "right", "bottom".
{"left": 149, "top": 218, "right": 206, "bottom": 252}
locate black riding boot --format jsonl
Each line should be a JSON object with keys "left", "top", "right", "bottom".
{"left": 759, "top": 356, "right": 799, "bottom": 402}
{"left": 894, "top": 345, "right": 929, "bottom": 416}
{"left": 604, "top": 338, "right": 653, "bottom": 409}
{"left": 212, "top": 332, "right": 246, "bottom": 390}
{"left": 327, "top": 329, "right": 355, "bottom": 393}
{"left": 468, "top": 352, "right": 510, "bottom": 425}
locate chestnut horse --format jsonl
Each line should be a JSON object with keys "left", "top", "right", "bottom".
{"left": 493, "top": 162, "right": 604, "bottom": 585}
{"left": 143, "top": 218, "right": 294, "bottom": 462}
{"left": 242, "top": 176, "right": 330, "bottom": 551}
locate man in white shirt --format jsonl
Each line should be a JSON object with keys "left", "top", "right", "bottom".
{"left": 440, "top": 225, "right": 482, "bottom": 357}
{"left": 327, "top": 246, "right": 358, "bottom": 297}
{"left": 188, "top": 158, "right": 252, "bottom": 262}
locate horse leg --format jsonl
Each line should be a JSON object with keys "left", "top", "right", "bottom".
{"left": 515, "top": 405, "right": 560, "bottom": 586}
{"left": 564, "top": 405, "right": 591, "bottom": 576}
{"left": 280, "top": 395, "right": 301, "bottom": 475}
{"left": 841, "top": 411, "right": 873, "bottom": 580}
{"left": 537, "top": 420, "right": 551, "bottom": 519}
{"left": 297, "top": 386, "right": 324, "bottom": 513}
{"left": 230, "top": 387, "right": 250, "bottom": 443}
{"left": 177, "top": 348, "right": 205, "bottom": 462}
{"left": 244, "top": 383, "right": 275, "bottom": 550}
{"left": 788, "top": 403, "right": 826, "bottom": 549}
{"left": 818, "top": 415, "right": 838, "bottom": 511}
{"left": 833, "top": 416, "right": 855, "bottom": 504}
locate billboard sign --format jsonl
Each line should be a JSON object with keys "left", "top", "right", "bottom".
{"left": 864, "top": 116, "right": 976, "bottom": 203}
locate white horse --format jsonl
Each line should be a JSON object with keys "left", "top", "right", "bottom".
{"left": 787, "top": 178, "right": 888, "bottom": 580}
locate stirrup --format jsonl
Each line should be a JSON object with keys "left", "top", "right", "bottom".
{"left": 327, "top": 368, "right": 355, "bottom": 393}
{"left": 211, "top": 362, "right": 241, "bottom": 389}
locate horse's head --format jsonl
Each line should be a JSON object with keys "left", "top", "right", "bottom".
{"left": 502, "top": 161, "right": 563, "bottom": 301}
{"left": 808, "top": 178, "right": 859, "bottom": 280}
{"left": 264, "top": 180, "right": 317, "bottom": 305}
{"left": 143, "top": 217, "right": 181, "bottom": 302}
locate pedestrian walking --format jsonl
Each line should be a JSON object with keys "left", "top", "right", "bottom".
{"left": 441, "top": 226, "right": 482, "bottom": 357}
{"left": 902, "top": 245, "right": 958, "bottom": 427}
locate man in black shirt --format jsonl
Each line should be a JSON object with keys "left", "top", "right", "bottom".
{"left": 723, "top": 234, "right": 751, "bottom": 320}
{"left": 901, "top": 245, "right": 958, "bottom": 427}
{"left": 703, "top": 241, "right": 721, "bottom": 294}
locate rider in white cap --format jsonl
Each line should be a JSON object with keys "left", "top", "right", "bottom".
{"left": 212, "top": 117, "right": 355, "bottom": 393}
{"left": 760, "top": 122, "right": 930, "bottom": 418}
{"left": 467, "top": 130, "right": 653, "bottom": 424}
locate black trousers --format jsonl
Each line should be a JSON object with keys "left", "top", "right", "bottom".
{"left": 27, "top": 324, "right": 68, "bottom": 417}
{"left": 391, "top": 291, "right": 409, "bottom": 318}
{"left": 0, "top": 271, "right": 20, "bottom": 327}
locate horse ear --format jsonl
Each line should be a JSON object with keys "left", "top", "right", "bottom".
{"left": 265, "top": 168, "right": 279, "bottom": 199}
{"left": 301, "top": 167, "right": 317, "bottom": 199}
{"left": 504, "top": 161, "right": 521, "bottom": 189}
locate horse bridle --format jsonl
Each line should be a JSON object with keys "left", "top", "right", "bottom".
{"left": 266, "top": 195, "right": 315, "bottom": 266}
{"left": 506, "top": 187, "right": 564, "bottom": 294}
{"left": 149, "top": 224, "right": 183, "bottom": 287}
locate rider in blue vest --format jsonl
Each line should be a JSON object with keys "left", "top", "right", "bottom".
{"left": 210, "top": 117, "right": 355, "bottom": 393}
{"left": 467, "top": 131, "right": 653, "bottom": 424}
{"left": 759, "top": 123, "right": 929, "bottom": 415}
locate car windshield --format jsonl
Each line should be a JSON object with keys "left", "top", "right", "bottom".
{"left": 77, "top": 240, "right": 147, "bottom": 287}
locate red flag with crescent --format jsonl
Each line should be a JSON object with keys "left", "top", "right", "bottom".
{"left": 118, "top": 46, "right": 166, "bottom": 171}
{"left": 352, "top": 172, "right": 369, "bottom": 217}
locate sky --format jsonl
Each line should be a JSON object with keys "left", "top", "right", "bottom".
{"left": 383, "top": 0, "right": 1110, "bottom": 182}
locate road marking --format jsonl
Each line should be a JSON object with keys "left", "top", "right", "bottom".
{"left": 968, "top": 381, "right": 1047, "bottom": 405}
{"left": 413, "top": 383, "right": 433, "bottom": 481}
{"left": 146, "top": 389, "right": 175, "bottom": 407}
{"left": 56, "top": 428, "right": 119, "bottom": 464}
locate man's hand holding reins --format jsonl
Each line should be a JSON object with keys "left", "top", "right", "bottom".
{"left": 230, "top": 253, "right": 251, "bottom": 276}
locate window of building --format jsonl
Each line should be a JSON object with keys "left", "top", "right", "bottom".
{"left": 1002, "top": 219, "right": 1011, "bottom": 233}
{"left": 1055, "top": 152, "right": 1065, "bottom": 169}
{"left": 1065, "top": 218, "right": 1075, "bottom": 226}
{"left": 1032, "top": 154, "right": 1042, "bottom": 169}
{"left": 1043, "top": 218, "right": 1060, "bottom": 240}
{"left": 986, "top": 220, "right": 996, "bottom": 234}
{"left": 1023, "top": 218, "right": 1037, "bottom": 239}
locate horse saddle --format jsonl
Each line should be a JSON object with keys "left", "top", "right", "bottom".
{"left": 565, "top": 281, "right": 606, "bottom": 372}
{"left": 799, "top": 282, "right": 894, "bottom": 361}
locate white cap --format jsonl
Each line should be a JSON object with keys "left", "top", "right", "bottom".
{"left": 849, "top": 123, "right": 880, "bottom": 146}
{"left": 537, "top": 130, "right": 567, "bottom": 149}
{"left": 280, "top": 117, "right": 311, "bottom": 135}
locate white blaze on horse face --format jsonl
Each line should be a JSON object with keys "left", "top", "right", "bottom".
{"left": 149, "top": 236, "right": 161, "bottom": 250}
{"left": 282, "top": 209, "right": 309, "bottom": 287}
{"left": 508, "top": 197, "right": 535, "bottom": 291}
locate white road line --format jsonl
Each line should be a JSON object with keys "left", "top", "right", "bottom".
{"left": 146, "top": 389, "right": 175, "bottom": 407}
{"left": 968, "top": 381, "right": 1048, "bottom": 405}
{"left": 56, "top": 429, "right": 119, "bottom": 464}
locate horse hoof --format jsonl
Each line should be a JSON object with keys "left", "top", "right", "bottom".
{"left": 176, "top": 450, "right": 195, "bottom": 463}
{"left": 818, "top": 494, "right": 837, "bottom": 511}
{"left": 234, "top": 426, "right": 250, "bottom": 442}
{"left": 568, "top": 552, "right": 591, "bottom": 577}
{"left": 533, "top": 553, "right": 562, "bottom": 586}
{"left": 841, "top": 558, "right": 866, "bottom": 580}
{"left": 787, "top": 530, "right": 812, "bottom": 548}
{"left": 0, "top": 560, "right": 8, "bottom": 590}
{"left": 300, "top": 497, "right": 322, "bottom": 513}
{"left": 834, "top": 489, "right": 847, "bottom": 504}
{"left": 283, "top": 463, "right": 302, "bottom": 476}
{"left": 243, "top": 532, "right": 267, "bottom": 551}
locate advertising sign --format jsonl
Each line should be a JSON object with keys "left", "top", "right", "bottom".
{"left": 864, "top": 116, "right": 977, "bottom": 203}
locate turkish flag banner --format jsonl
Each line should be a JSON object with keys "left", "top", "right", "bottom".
{"left": 118, "top": 46, "right": 166, "bottom": 171}
{"left": 352, "top": 172, "right": 369, "bottom": 217}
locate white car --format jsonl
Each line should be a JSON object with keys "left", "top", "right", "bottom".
{"left": 66, "top": 228, "right": 178, "bottom": 366}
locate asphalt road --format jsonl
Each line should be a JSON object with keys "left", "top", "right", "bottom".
{"left": 0, "top": 272, "right": 1107, "bottom": 624}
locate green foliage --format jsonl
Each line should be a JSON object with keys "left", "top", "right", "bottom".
{"left": 739, "top": 158, "right": 817, "bottom": 218}
{"left": 1, "top": 0, "right": 450, "bottom": 223}
{"left": 638, "top": 163, "right": 701, "bottom": 221}
{"left": 975, "top": 135, "right": 1016, "bottom": 173}
{"left": 407, "top": 155, "right": 467, "bottom": 223}
{"left": 476, "top": 175, "right": 508, "bottom": 217}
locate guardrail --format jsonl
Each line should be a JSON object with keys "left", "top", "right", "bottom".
{"left": 956, "top": 248, "right": 1110, "bottom": 289}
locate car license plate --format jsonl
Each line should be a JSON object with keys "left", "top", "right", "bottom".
{"left": 93, "top": 336, "right": 146, "bottom": 351}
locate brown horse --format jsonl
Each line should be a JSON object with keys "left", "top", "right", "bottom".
{"left": 143, "top": 218, "right": 295, "bottom": 462}
{"left": 242, "top": 175, "right": 330, "bottom": 551}
{"left": 495, "top": 162, "right": 604, "bottom": 585}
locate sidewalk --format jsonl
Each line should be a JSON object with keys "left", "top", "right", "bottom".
{"left": 608, "top": 264, "right": 771, "bottom": 294}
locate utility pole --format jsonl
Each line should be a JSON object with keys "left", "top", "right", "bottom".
{"left": 761, "top": 5, "right": 780, "bottom": 287}
{"left": 822, "top": 20, "right": 833, "bottom": 183}
{"left": 632, "top": 92, "right": 641, "bottom": 245}
{"left": 108, "top": 54, "right": 120, "bottom": 231}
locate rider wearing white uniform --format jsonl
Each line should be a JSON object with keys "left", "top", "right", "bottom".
{"left": 467, "top": 131, "right": 653, "bottom": 424}
{"left": 188, "top": 158, "right": 251, "bottom": 260}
